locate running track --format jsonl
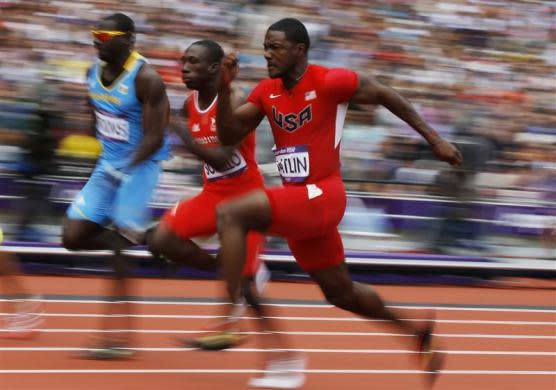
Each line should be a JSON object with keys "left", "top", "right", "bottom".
{"left": 1, "top": 276, "right": 555, "bottom": 389}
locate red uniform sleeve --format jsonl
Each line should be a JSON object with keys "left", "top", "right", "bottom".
{"left": 323, "top": 68, "right": 359, "bottom": 103}
{"left": 247, "top": 81, "right": 267, "bottom": 111}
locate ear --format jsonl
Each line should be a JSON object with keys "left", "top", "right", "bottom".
{"left": 208, "top": 62, "right": 220, "bottom": 75}
{"left": 295, "top": 43, "right": 307, "bottom": 56}
{"left": 127, "top": 33, "right": 136, "bottom": 46}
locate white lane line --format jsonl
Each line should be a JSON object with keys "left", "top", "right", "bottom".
{"left": 0, "top": 369, "right": 554, "bottom": 375}
{"left": 0, "top": 347, "right": 554, "bottom": 356}
{"left": 1, "top": 312, "right": 552, "bottom": 326}
{"left": 1, "top": 329, "right": 553, "bottom": 339}
{"left": 1, "top": 298, "right": 553, "bottom": 313}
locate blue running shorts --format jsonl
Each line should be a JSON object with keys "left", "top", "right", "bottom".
{"left": 67, "top": 159, "right": 161, "bottom": 239}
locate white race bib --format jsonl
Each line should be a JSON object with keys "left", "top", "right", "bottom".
{"left": 96, "top": 110, "right": 130, "bottom": 142}
{"left": 274, "top": 145, "right": 310, "bottom": 183}
{"left": 204, "top": 149, "right": 247, "bottom": 181}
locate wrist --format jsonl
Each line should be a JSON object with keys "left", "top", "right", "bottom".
{"left": 423, "top": 130, "right": 441, "bottom": 145}
{"left": 428, "top": 136, "right": 442, "bottom": 146}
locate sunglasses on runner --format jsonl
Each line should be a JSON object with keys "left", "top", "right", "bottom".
{"left": 91, "top": 30, "right": 127, "bottom": 43}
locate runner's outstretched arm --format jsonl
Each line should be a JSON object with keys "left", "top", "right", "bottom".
{"left": 350, "top": 74, "right": 463, "bottom": 167}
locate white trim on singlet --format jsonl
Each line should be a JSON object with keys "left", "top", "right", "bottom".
{"left": 334, "top": 102, "right": 348, "bottom": 148}
{"left": 193, "top": 91, "right": 218, "bottom": 114}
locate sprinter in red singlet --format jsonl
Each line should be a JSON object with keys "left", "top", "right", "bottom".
{"left": 214, "top": 18, "right": 463, "bottom": 389}
{"left": 147, "top": 40, "right": 270, "bottom": 350}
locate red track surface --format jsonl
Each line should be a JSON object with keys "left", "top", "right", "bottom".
{"left": 1, "top": 276, "right": 555, "bottom": 390}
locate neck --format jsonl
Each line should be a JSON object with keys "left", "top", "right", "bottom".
{"left": 197, "top": 83, "right": 218, "bottom": 109}
{"left": 282, "top": 58, "right": 308, "bottom": 90}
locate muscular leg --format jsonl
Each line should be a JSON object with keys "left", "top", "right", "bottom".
{"left": 310, "top": 262, "right": 443, "bottom": 383}
{"left": 100, "top": 245, "right": 134, "bottom": 347}
{"left": 310, "top": 263, "right": 432, "bottom": 360}
{"left": 216, "top": 192, "right": 299, "bottom": 361}
{"left": 62, "top": 218, "right": 137, "bottom": 349}
{"left": 310, "top": 263, "right": 424, "bottom": 337}
{"left": 146, "top": 224, "right": 218, "bottom": 271}
{"left": 216, "top": 188, "right": 429, "bottom": 340}
{"left": 216, "top": 190, "right": 271, "bottom": 303}
{"left": 62, "top": 218, "right": 129, "bottom": 252}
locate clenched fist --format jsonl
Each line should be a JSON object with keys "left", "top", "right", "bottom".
{"left": 430, "top": 138, "right": 463, "bottom": 166}
{"left": 218, "top": 52, "right": 239, "bottom": 90}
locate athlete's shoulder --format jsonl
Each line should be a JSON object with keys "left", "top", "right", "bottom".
{"left": 136, "top": 62, "right": 161, "bottom": 82}
{"left": 308, "top": 63, "right": 330, "bottom": 74}
{"left": 306, "top": 64, "right": 330, "bottom": 80}
{"left": 135, "top": 61, "right": 167, "bottom": 102}
{"left": 308, "top": 64, "right": 355, "bottom": 81}
{"left": 308, "top": 63, "right": 358, "bottom": 102}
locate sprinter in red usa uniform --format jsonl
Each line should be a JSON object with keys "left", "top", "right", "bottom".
{"left": 214, "top": 18, "right": 463, "bottom": 388}
{"left": 147, "top": 40, "right": 269, "bottom": 350}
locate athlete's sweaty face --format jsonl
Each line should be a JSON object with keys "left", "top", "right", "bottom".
{"left": 93, "top": 19, "right": 133, "bottom": 64}
{"left": 181, "top": 45, "right": 216, "bottom": 90}
{"left": 263, "top": 30, "right": 299, "bottom": 79}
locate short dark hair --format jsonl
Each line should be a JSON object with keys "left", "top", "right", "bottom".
{"left": 104, "top": 13, "right": 135, "bottom": 33}
{"left": 191, "top": 40, "right": 225, "bottom": 64}
{"left": 268, "top": 18, "right": 310, "bottom": 51}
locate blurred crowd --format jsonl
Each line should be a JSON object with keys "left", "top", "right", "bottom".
{"left": 0, "top": 0, "right": 554, "bottom": 251}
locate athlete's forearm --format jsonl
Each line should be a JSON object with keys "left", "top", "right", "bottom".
{"left": 130, "top": 132, "right": 163, "bottom": 166}
{"left": 215, "top": 86, "right": 236, "bottom": 144}
{"left": 379, "top": 88, "right": 440, "bottom": 145}
{"left": 215, "top": 86, "right": 243, "bottom": 145}
{"left": 172, "top": 123, "right": 233, "bottom": 170}
{"left": 187, "top": 142, "right": 234, "bottom": 171}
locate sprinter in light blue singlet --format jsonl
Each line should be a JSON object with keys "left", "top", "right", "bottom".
{"left": 61, "top": 13, "right": 170, "bottom": 359}
{"left": 67, "top": 49, "right": 169, "bottom": 237}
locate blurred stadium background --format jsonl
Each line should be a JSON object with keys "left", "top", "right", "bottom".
{"left": 0, "top": 0, "right": 554, "bottom": 282}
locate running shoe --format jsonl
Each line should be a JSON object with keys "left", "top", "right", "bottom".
{"left": 248, "top": 355, "right": 307, "bottom": 389}
{"left": 79, "top": 345, "right": 136, "bottom": 360}
{"left": 181, "top": 320, "right": 246, "bottom": 351}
